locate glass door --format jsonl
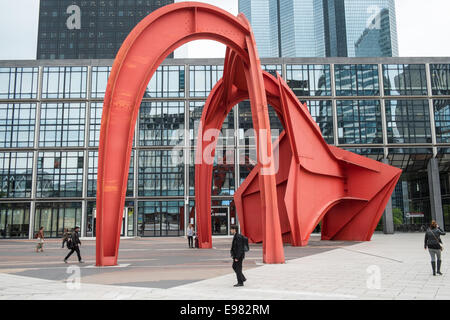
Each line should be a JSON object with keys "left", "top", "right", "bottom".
{"left": 211, "top": 206, "right": 229, "bottom": 236}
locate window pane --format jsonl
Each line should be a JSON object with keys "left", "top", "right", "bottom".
{"left": 335, "top": 64, "right": 379, "bottom": 96}
{"left": 147, "top": 65, "right": 184, "bottom": 98}
{"left": 385, "top": 100, "right": 431, "bottom": 144}
{"left": 286, "top": 64, "right": 331, "bottom": 96}
{"left": 189, "top": 65, "right": 223, "bottom": 97}
{"left": 383, "top": 64, "right": 427, "bottom": 96}
{"left": 0, "top": 152, "right": 33, "bottom": 198}
{"left": 431, "top": 64, "right": 450, "bottom": 96}
{"left": 139, "top": 101, "right": 185, "bottom": 146}
{"left": 36, "top": 151, "right": 83, "bottom": 198}
{"left": 0, "top": 67, "right": 38, "bottom": 99}
{"left": 0, "top": 103, "right": 36, "bottom": 148}
{"left": 337, "top": 100, "right": 382, "bottom": 144}
{"left": 138, "top": 150, "right": 184, "bottom": 197}
{"left": 434, "top": 100, "right": 450, "bottom": 143}
{"left": 42, "top": 66, "right": 87, "bottom": 99}
{"left": 40, "top": 103, "right": 85, "bottom": 147}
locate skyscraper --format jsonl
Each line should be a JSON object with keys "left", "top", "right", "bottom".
{"left": 238, "top": 0, "right": 280, "bottom": 58}
{"left": 37, "top": 0, "right": 174, "bottom": 59}
{"left": 238, "top": 0, "right": 398, "bottom": 58}
{"left": 330, "top": 0, "right": 398, "bottom": 57}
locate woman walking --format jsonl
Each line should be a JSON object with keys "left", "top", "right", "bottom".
{"left": 35, "top": 226, "right": 44, "bottom": 253}
{"left": 187, "top": 224, "right": 195, "bottom": 248}
{"left": 424, "top": 220, "right": 445, "bottom": 276}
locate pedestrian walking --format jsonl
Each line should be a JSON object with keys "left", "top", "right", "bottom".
{"left": 230, "top": 225, "right": 247, "bottom": 287}
{"left": 186, "top": 224, "right": 195, "bottom": 248}
{"left": 61, "top": 228, "right": 71, "bottom": 248}
{"left": 424, "top": 220, "right": 445, "bottom": 276}
{"left": 35, "top": 226, "right": 44, "bottom": 253}
{"left": 64, "top": 226, "right": 84, "bottom": 263}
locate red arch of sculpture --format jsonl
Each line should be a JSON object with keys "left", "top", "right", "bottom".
{"left": 96, "top": 2, "right": 402, "bottom": 267}
{"left": 96, "top": 2, "right": 283, "bottom": 266}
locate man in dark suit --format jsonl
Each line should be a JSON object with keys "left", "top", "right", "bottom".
{"left": 64, "top": 226, "right": 84, "bottom": 263}
{"left": 230, "top": 225, "right": 246, "bottom": 287}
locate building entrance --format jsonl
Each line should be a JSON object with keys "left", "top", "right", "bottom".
{"left": 211, "top": 206, "right": 229, "bottom": 236}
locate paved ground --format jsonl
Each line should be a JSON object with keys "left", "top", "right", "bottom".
{"left": 0, "top": 233, "right": 449, "bottom": 300}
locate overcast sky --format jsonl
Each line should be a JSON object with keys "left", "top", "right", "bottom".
{"left": 0, "top": 0, "right": 449, "bottom": 60}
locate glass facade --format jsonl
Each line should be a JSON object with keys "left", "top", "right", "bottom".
{"left": 0, "top": 58, "right": 449, "bottom": 238}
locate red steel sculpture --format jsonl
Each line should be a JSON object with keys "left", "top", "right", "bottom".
{"left": 96, "top": 2, "right": 402, "bottom": 266}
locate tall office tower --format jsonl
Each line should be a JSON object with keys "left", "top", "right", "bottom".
{"left": 239, "top": 0, "right": 398, "bottom": 58}
{"left": 239, "top": 0, "right": 281, "bottom": 58}
{"left": 325, "top": 0, "right": 398, "bottom": 57}
{"left": 37, "top": 0, "right": 174, "bottom": 59}
{"left": 279, "top": 0, "right": 326, "bottom": 57}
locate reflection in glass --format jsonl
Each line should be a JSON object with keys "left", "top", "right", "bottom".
{"left": 385, "top": 99, "right": 431, "bottom": 144}
{"left": 138, "top": 150, "right": 184, "bottom": 197}
{"left": 189, "top": 101, "right": 235, "bottom": 148}
{"left": 36, "top": 151, "right": 83, "bottom": 198}
{"left": 34, "top": 202, "right": 82, "bottom": 238}
{"left": 0, "top": 203, "right": 30, "bottom": 238}
{"left": 238, "top": 101, "right": 282, "bottom": 147}
{"left": 146, "top": 66, "right": 185, "bottom": 98}
{"left": 40, "top": 103, "right": 85, "bottom": 147}
{"left": 0, "top": 152, "right": 33, "bottom": 198}
{"left": 42, "top": 67, "right": 87, "bottom": 99}
{"left": 387, "top": 148, "right": 433, "bottom": 231}
{"left": 189, "top": 65, "right": 223, "bottom": 97}
{"left": 0, "top": 67, "right": 38, "bottom": 99}
{"left": 91, "top": 66, "right": 111, "bottom": 98}
{"left": 138, "top": 201, "right": 184, "bottom": 237}
{"left": 337, "top": 100, "right": 382, "bottom": 144}
{"left": 303, "top": 100, "right": 334, "bottom": 144}
{"left": 335, "top": 64, "right": 379, "bottom": 96}
{"left": 383, "top": 64, "right": 427, "bottom": 96}
{"left": 89, "top": 102, "right": 103, "bottom": 147}
{"left": 139, "top": 101, "right": 185, "bottom": 146}
{"left": 286, "top": 65, "right": 331, "bottom": 96}
{"left": 430, "top": 64, "right": 450, "bottom": 95}
{"left": 342, "top": 148, "right": 384, "bottom": 161}
{"left": 434, "top": 100, "right": 450, "bottom": 143}
{"left": 0, "top": 103, "right": 36, "bottom": 148}
{"left": 437, "top": 148, "right": 450, "bottom": 230}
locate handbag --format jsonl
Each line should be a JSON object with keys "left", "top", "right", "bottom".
{"left": 431, "top": 230, "right": 443, "bottom": 251}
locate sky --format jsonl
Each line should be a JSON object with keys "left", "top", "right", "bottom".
{"left": 0, "top": 0, "right": 449, "bottom": 60}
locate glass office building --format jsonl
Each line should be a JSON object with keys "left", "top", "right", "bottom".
{"left": 37, "top": 0, "right": 174, "bottom": 59}
{"left": 239, "top": 0, "right": 398, "bottom": 58}
{"left": 0, "top": 57, "right": 449, "bottom": 239}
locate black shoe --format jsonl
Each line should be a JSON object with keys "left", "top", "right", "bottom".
{"left": 243, "top": 277, "right": 247, "bottom": 282}
{"left": 437, "top": 260, "right": 443, "bottom": 275}
{"left": 431, "top": 261, "right": 436, "bottom": 276}
{"left": 233, "top": 283, "right": 244, "bottom": 287}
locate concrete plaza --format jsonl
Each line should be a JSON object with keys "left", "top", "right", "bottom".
{"left": 0, "top": 233, "right": 449, "bottom": 300}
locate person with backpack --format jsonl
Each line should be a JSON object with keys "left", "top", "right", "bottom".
{"left": 35, "top": 226, "right": 44, "bottom": 253}
{"left": 230, "top": 225, "right": 248, "bottom": 287}
{"left": 64, "top": 226, "right": 84, "bottom": 263}
{"left": 61, "top": 228, "right": 71, "bottom": 248}
{"left": 424, "top": 220, "right": 445, "bottom": 276}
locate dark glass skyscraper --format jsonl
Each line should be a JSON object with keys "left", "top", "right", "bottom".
{"left": 239, "top": 0, "right": 398, "bottom": 58}
{"left": 37, "top": 0, "right": 174, "bottom": 59}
